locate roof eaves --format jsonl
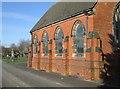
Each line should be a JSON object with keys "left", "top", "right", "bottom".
{"left": 30, "top": 8, "right": 94, "bottom": 33}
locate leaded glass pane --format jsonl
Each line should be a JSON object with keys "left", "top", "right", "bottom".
{"left": 72, "top": 21, "right": 84, "bottom": 56}
{"left": 114, "top": 3, "right": 120, "bottom": 45}
{"left": 42, "top": 32, "right": 48, "bottom": 56}
{"left": 34, "top": 35, "right": 38, "bottom": 54}
{"left": 55, "top": 27, "right": 63, "bottom": 56}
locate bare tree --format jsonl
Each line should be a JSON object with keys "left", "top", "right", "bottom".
{"left": 2, "top": 46, "right": 11, "bottom": 57}
{"left": 10, "top": 43, "right": 17, "bottom": 50}
{"left": 18, "top": 39, "right": 30, "bottom": 54}
{"left": 2, "top": 39, "right": 30, "bottom": 57}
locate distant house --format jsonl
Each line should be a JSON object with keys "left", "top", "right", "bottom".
{"left": 28, "top": 1, "right": 120, "bottom": 81}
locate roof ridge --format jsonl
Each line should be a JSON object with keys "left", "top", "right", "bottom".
{"left": 31, "top": 2, "right": 96, "bottom": 33}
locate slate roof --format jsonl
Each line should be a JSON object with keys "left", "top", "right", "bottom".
{"left": 31, "top": 2, "right": 96, "bottom": 32}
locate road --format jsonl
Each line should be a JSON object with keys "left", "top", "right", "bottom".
{"left": 0, "top": 59, "right": 2, "bottom": 88}
{"left": 2, "top": 61, "right": 102, "bottom": 88}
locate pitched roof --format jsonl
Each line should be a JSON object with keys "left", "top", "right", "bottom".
{"left": 31, "top": 2, "right": 96, "bottom": 32}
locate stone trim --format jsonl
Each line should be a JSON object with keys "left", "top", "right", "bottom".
{"left": 87, "top": 31, "right": 100, "bottom": 39}
{"left": 86, "top": 47, "right": 92, "bottom": 52}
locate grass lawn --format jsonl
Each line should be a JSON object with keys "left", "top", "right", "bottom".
{"left": 3, "top": 56, "right": 28, "bottom": 63}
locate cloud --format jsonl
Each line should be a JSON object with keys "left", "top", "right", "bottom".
{"left": 2, "top": 12, "right": 39, "bottom": 22}
{"left": 2, "top": 23, "right": 31, "bottom": 47}
{"left": 2, "top": 23, "right": 32, "bottom": 32}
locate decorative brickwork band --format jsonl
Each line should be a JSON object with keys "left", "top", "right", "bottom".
{"left": 85, "top": 31, "right": 103, "bottom": 80}
{"left": 87, "top": 31, "right": 100, "bottom": 39}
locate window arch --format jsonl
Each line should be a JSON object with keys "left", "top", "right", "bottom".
{"left": 54, "top": 27, "right": 64, "bottom": 56}
{"left": 72, "top": 20, "right": 85, "bottom": 56}
{"left": 33, "top": 35, "right": 38, "bottom": 54}
{"left": 42, "top": 31, "right": 49, "bottom": 56}
{"left": 113, "top": 2, "right": 120, "bottom": 47}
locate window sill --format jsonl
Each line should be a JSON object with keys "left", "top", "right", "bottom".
{"left": 33, "top": 54, "right": 37, "bottom": 57}
{"left": 42, "top": 54, "right": 48, "bottom": 56}
{"left": 72, "top": 53, "right": 84, "bottom": 57}
{"left": 55, "top": 54, "right": 63, "bottom": 57}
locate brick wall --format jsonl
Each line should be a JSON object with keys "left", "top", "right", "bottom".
{"left": 94, "top": 2, "right": 116, "bottom": 54}
{"left": 28, "top": 2, "right": 119, "bottom": 81}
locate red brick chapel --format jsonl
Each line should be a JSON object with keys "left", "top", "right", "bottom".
{"left": 28, "top": 1, "right": 120, "bottom": 81}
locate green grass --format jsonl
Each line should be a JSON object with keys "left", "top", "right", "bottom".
{"left": 3, "top": 56, "right": 28, "bottom": 63}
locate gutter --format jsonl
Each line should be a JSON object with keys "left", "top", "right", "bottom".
{"left": 30, "top": 2, "right": 97, "bottom": 33}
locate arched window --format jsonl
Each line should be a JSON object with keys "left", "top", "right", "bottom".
{"left": 33, "top": 35, "right": 38, "bottom": 54}
{"left": 114, "top": 2, "right": 120, "bottom": 47}
{"left": 42, "top": 31, "right": 49, "bottom": 56}
{"left": 72, "top": 20, "right": 85, "bottom": 56}
{"left": 54, "top": 27, "right": 64, "bottom": 56}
